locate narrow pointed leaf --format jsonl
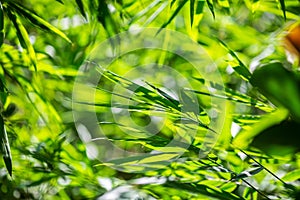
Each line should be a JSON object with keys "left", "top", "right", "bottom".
{"left": 75, "top": 0, "right": 87, "bottom": 19}
{"left": 0, "top": 2, "right": 4, "bottom": 47}
{"left": 145, "top": 81, "right": 180, "bottom": 108}
{"left": 0, "top": 118, "right": 12, "bottom": 176}
{"left": 7, "top": 10, "right": 37, "bottom": 70}
{"left": 8, "top": 2, "right": 71, "bottom": 43}
{"left": 190, "top": 0, "right": 195, "bottom": 27}
{"left": 206, "top": 0, "right": 215, "bottom": 19}
{"left": 219, "top": 39, "right": 252, "bottom": 81}
{"left": 0, "top": 80, "right": 11, "bottom": 176}
{"left": 250, "top": 62, "right": 300, "bottom": 121}
{"left": 158, "top": 0, "right": 188, "bottom": 32}
{"left": 279, "top": 0, "right": 286, "bottom": 20}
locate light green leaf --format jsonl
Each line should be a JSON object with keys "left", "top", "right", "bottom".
{"left": 6, "top": 9, "right": 37, "bottom": 70}
{"left": 233, "top": 107, "right": 289, "bottom": 149}
{"left": 250, "top": 62, "right": 300, "bottom": 121}
{"left": 8, "top": 2, "right": 71, "bottom": 43}
{"left": 282, "top": 169, "right": 300, "bottom": 182}
{"left": 0, "top": 116, "right": 12, "bottom": 176}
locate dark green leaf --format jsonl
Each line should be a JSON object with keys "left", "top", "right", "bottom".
{"left": 251, "top": 120, "right": 300, "bottom": 154}
{"left": 75, "top": 0, "right": 87, "bottom": 19}
{"left": 196, "top": 0, "right": 205, "bottom": 14}
{"left": 231, "top": 166, "right": 263, "bottom": 181}
{"left": 3, "top": 103, "right": 17, "bottom": 118}
{"left": 279, "top": 0, "right": 286, "bottom": 20}
{"left": 250, "top": 62, "right": 300, "bottom": 121}
{"left": 158, "top": 0, "right": 188, "bottom": 33}
{"left": 206, "top": 0, "right": 215, "bottom": 19}
{"left": 0, "top": 2, "right": 4, "bottom": 47}
{"left": 190, "top": 0, "right": 195, "bottom": 27}
{"left": 219, "top": 39, "right": 252, "bottom": 81}
{"left": 55, "top": 0, "right": 64, "bottom": 4}
{"left": 145, "top": 81, "right": 180, "bottom": 109}
{"left": 0, "top": 116, "right": 12, "bottom": 176}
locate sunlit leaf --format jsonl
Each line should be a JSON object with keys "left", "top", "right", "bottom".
{"left": 279, "top": 0, "right": 286, "bottom": 20}
{"left": 6, "top": 9, "right": 37, "bottom": 70}
{"left": 219, "top": 39, "right": 252, "bottom": 81}
{"left": 8, "top": 2, "right": 71, "bottom": 43}
{"left": 190, "top": 0, "right": 195, "bottom": 27}
{"left": 231, "top": 166, "right": 263, "bottom": 181}
{"left": 158, "top": 0, "right": 188, "bottom": 32}
{"left": 165, "top": 181, "right": 243, "bottom": 200}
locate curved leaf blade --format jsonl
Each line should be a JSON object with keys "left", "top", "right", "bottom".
{"left": 8, "top": 2, "right": 71, "bottom": 43}
{"left": 6, "top": 9, "right": 37, "bottom": 70}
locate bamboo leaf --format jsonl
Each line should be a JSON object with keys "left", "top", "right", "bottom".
{"left": 279, "top": 0, "right": 286, "bottom": 20}
{"left": 219, "top": 39, "right": 252, "bottom": 81}
{"left": 233, "top": 107, "right": 289, "bottom": 149}
{"left": 0, "top": 79, "right": 12, "bottom": 177}
{"left": 75, "top": 0, "right": 87, "bottom": 19}
{"left": 55, "top": 0, "right": 64, "bottom": 4}
{"left": 190, "top": 0, "right": 195, "bottom": 27}
{"left": 165, "top": 181, "right": 243, "bottom": 200}
{"left": 206, "top": 0, "right": 215, "bottom": 19}
{"left": 0, "top": 116, "right": 12, "bottom": 176}
{"left": 0, "top": 2, "right": 4, "bottom": 47}
{"left": 231, "top": 166, "right": 263, "bottom": 181}
{"left": 6, "top": 9, "right": 37, "bottom": 70}
{"left": 158, "top": 0, "right": 188, "bottom": 32}
{"left": 196, "top": 0, "right": 205, "bottom": 14}
{"left": 250, "top": 62, "right": 300, "bottom": 121}
{"left": 282, "top": 169, "right": 300, "bottom": 182}
{"left": 8, "top": 2, "right": 71, "bottom": 43}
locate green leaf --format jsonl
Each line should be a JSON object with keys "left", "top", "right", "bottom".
{"left": 3, "top": 103, "right": 17, "bottom": 118}
{"left": 233, "top": 107, "right": 289, "bottom": 149}
{"left": 75, "top": 0, "right": 87, "bottom": 19}
{"left": 231, "top": 166, "right": 263, "bottom": 181}
{"left": 279, "top": 0, "right": 286, "bottom": 20}
{"left": 0, "top": 78, "right": 7, "bottom": 106}
{"left": 158, "top": 0, "right": 188, "bottom": 32}
{"left": 6, "top": 9, "right": 37, "bottom": 70}
{"left": 0, "top": 116, "right": 12, "bottom": 176}
{"left": 97, "top": 0, "right": 118, "bottom": 36}
{"left": 219, "top": 39, "right": 252, "bottom": 81}
{"left": 251, "top": 120, "right": 300, "bottom": 154}
{"left": 282, "top": 169, "right": 300, "bottom": 182}
{"left": 165, "top": 181, "right": 243, "bottom": 200}
{"left": 196, "top": 0, "right": 205, "bottom": 14}
{"left": 0, "top": 2, "right": 4, "bottom": 47}
{"left": 129, "top": 0, "right": 162, "bottom": 24}
{"left": 190, "top": 0, "right": 195, "bottom": 27}
{"left": 250, "top": 62, "right": 300, "bottom": 121}
{"left": 145, "top": 81, "right": 180, "bottom": 109}
{"left": 55, "top": 0, "right": 64, "bottom": 4}
{"left": 206, "top": 0, "right": 215, "bottom": 19}
{"left": 8, "top": 2, "right": 71, "bottom": 43}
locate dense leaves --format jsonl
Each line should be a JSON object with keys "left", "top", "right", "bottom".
{"left": 0, "top": 0, "right": 300, "bottom": 199}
